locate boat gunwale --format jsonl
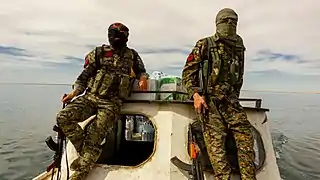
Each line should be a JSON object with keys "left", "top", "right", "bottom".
{"left": 123, "top": 99, "right": 270, "bottom": 112}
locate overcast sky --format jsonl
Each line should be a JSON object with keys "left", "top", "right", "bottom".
{"left": 0, "top": 0, "right": 319, "bottom": 92}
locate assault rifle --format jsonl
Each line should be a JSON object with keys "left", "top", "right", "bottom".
{"left": 170, "top": 37, "right": 214, "bottom": 180}
{"left": 188, "top": 124, "right": 205, "bottom": 180}
{"left": 170, "top": 124, "right": 204, "bottom": 180}
{"left": 45, "top": 94, "right": 69, "bottom": 180}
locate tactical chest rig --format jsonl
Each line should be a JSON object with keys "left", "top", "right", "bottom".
{"left": 171, "top": 36, "right": 246, "bottom": 180}
{"left": 87, "top": 45, "right": 136, "bottom": 100}
{"left": 200, "top": 36, "right": 244, "bottom": 93}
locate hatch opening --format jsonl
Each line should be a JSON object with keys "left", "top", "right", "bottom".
{"left": 95, "top": 114, "right": 156, "bottom": 166}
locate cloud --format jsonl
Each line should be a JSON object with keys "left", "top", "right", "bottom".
{"left": 0, "top": 0, "right": 319, "bottom": 91}
{"left": 0, "top": 45, "right": 32, "bottom": 57}
{"left": 139, "top": 48, "right": 190, "bottom": 55}
{"left": 252, "top": 50, "right": 308, "bottom": 64}
{"left": 64, "top": 56, "right": 83, "bottom": 63}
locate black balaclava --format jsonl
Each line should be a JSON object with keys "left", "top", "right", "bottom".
{"left": 108, "top": 22, "right": 129, "bottom": 49}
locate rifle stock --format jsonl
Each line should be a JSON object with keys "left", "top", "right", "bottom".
{"left": 189, "top": 124, "right": 205, "bottom": 180}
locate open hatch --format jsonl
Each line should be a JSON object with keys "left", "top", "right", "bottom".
{"left": 95, "top": 114, "right": 156, "bottom": 166}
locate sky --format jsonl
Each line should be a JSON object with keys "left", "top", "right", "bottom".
{"left": 0, "top": 0, "right": 320, "bottom": 92}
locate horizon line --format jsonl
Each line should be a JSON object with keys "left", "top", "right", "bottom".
{"left": 0, "top": 82, "right": 319, "bottom": 95}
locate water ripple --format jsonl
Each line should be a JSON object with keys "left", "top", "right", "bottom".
{"left": 274, "top": 134, "right": 320, "bottom": 180}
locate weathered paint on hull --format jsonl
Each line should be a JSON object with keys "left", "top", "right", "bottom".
{"left": 33, "top": 102, "right": 281, "bottom": 180}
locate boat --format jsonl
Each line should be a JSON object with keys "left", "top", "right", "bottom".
{"left": 33, "top": 78, "right": 281, "bottom": 180}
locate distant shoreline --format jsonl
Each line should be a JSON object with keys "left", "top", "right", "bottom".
{"left": 0, "top": 82, "right": 319, "bottom": 95}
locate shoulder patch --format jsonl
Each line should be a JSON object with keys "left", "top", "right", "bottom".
{"left": 187, "top": 53, "right": 194, "bottom": 62}
{"left": 99, "top": 45, "right": 113, "bottom": 58}
{"left": 84, "top": 56, "right": 89, "bottom": 68}
{"left": 104, "top": 51, "right": 113, "bottom": 57}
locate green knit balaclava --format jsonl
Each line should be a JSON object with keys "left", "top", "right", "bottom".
{"left": 215, "top": 8, "right": 238, "bottom": 40}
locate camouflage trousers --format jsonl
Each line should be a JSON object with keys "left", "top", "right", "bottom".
{"left": 56, "top": 93, "right": 121, "bottom": 180}
{"left": 201, "top": 95, "right": 256, "bottom": 180}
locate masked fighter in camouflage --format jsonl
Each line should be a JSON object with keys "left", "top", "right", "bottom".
{"left": 56, "top": 22, "right": 148, "bottom": 180}
{"left": 182, "top": 8, "right": 256, "bottom": 180}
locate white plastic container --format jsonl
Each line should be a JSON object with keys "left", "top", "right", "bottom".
{"left": 158, "top": 76, "right": 187, "bottom": 100}
{"left": 126, "top": 78, "right": 158, "bottom": 101}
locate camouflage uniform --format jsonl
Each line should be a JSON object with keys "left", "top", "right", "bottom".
{"left": 56, "top": 23, "right": 148, "bottom": 180}
{"left": 182, "top": 8, "right": 256, "bottom": 180}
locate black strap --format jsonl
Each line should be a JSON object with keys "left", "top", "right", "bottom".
{"left": 200, "top": 36, "right": 215, "bottom": 96}
{"left": 127, "top": 49, "right": 138, "bottom": 97}
{"left": 205, "top": 37, "right": 214, "bottom": 93}
{"left": 95, "top": 46, "right": 103, "bottom": 69}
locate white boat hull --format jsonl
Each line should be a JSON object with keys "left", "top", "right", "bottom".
{"left": 34, "top": 101, "right": 281, "bottom": 180}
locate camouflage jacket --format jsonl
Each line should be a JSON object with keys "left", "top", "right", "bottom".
{"left": 74, "top": 45, "right": 148, "bottom": 99}
{"left": 181, "top": 34, "right": 246, "bottom": 99}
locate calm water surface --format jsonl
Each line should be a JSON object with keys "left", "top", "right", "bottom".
{"left": 0, "top": 84, "right": 319, "bottom": 180}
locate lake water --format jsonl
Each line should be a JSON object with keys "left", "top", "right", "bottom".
{"left": 0, "top": 84, "right": 319, "bottom": 180}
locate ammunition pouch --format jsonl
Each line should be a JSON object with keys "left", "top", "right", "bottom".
{"left": 118, "top": 74, "right": 131, "bottom": 100}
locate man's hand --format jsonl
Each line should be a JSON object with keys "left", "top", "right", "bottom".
{"left": 138, "top": 75, "right": 148, "bottom": 91}
{"left": 193, "top": 93, "right": 208, "bottom": 113}
{"left": 61, "top": 89, "right": 78, "bottom": 103}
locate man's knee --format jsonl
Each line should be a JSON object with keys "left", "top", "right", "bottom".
{"left": 205, "top": 114, "right": 227, "bottom": 133}
{"left": 56, "top": 109, "right": 69, "bottom": 127}
{"left": 103, "top": 108, "right": 118, "bottom": 121}
{"left": 228, "top": 111, "right": 251, "bottom": 127}
{"left": 96, "top": 109, "right": 118, "bottom": 135}
{"left": 98, "top": 104, "right": 120, "bottom": 123}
